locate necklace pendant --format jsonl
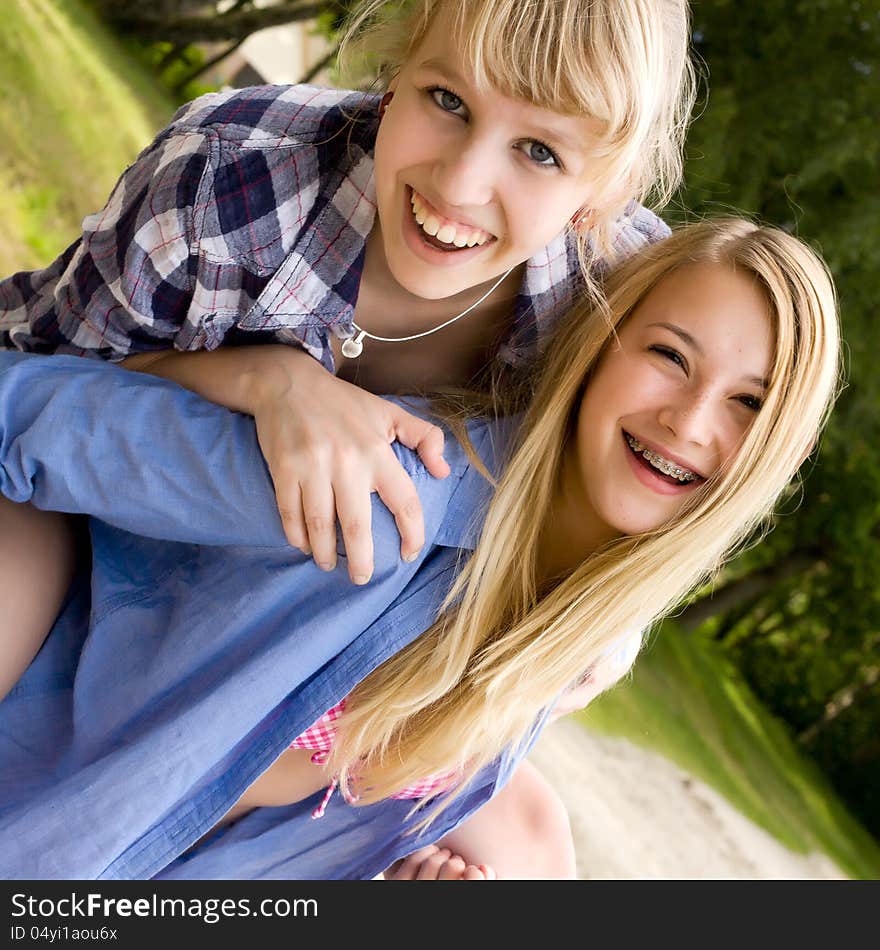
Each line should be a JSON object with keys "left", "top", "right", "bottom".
{"left": 341, "top": 330, "right": 366, "bottom": 359}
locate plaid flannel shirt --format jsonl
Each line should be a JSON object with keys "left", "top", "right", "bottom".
{"left": 0, "top": 84, "right": 669, "bottom": 371}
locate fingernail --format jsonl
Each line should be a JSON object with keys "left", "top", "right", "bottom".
{"left": 318, "top": 561, "right": 335, "bottom": 572}
{"left": 352, "top": 574, "right": 371, "bottom": 585}
{"left": 403, "top": 549, "right": 421, "bottom": 563}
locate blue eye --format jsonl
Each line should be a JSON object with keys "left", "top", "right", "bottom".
{"left": 522, "top": 140, "right": 560, "bottom": 167}
{"left": 430, "top": 87, "right": 465, "bottom": 115}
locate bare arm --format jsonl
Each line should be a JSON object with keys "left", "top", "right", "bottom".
{"left": 0, "top": 497, "right": 76, "bottom": 700}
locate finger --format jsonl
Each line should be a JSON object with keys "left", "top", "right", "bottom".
{"left": 480, "top": 863, "right": 497, "bottom": 880}
{"left": 299, "top": 478, "right": 337, "bottom": 572}
{"left": 374, "top": 462, "right": 425, "bottom": 563}
{"left": 273, "top": 480, "right": 311, "bottom": 555}
{"left": 462, "top": 865, "right": 487, "bottom": 881}
{"left": 416, "top": 848, "right": 452, "bottom": 880}
{"left": 438, "top": 854, "right": 467, "bottom": 880}
{"left": 333, "top": 476, "right": 374, "bottom": 584}
{"left": 392, "top": 410, "right": 450, "bottom": 480}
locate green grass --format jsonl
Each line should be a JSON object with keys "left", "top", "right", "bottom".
{"left": 577, "top": 621, "right": 880, "bottom": 879}
{"left": 0, "top": 0, "right": 177, "bottom": 272}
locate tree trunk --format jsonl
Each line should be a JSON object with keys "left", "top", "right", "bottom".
{"left": 675, "top": 551, "right": 820, "bottom": 633}
{"left": 114, "top": 3, "right": 330, "bottom": 45}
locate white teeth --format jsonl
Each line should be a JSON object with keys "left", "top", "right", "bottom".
{"left": 625, "top": 433, "right": 698, "bottom": 483}
{"left": 436, "top": 224, "right": 457, "bottom": 243}
{"left": 409, "top": 189, "right": 491, "bottom": 248}
{"left": 422, "top": 214, "right": 441, "bottom": 237}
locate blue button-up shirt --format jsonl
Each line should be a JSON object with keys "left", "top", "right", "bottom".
{"left": 0, "top": 351, "right": 535, "bottom": 879}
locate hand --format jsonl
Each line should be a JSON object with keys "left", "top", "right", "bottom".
{"left": 250, "top": 348, "right": 450, "bottom": 584}
{"left": 384, "top": 846, "right": 497, "bottom": 881}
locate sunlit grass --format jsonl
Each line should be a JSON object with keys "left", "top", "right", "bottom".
{"left": 0, "top": 0, "right": 176, "bottom": 272}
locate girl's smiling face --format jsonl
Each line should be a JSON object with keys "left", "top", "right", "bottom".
{"left": 567, "top": 262, "right": 774, "bottom": 542}
{"left": 372, "top": 7, "right": 607, "bottom": 301}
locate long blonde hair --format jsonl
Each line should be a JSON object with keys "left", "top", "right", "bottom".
{"left": 339, "top": 0, "right": 696, "bottom": 276}
{"left": 329, "top": 218, "right": 841, "bottom": 828}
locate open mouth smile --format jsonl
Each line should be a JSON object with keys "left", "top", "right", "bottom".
{"left": 409, "top": 188, "right": 495, "bottom": 252}
{"left": 624, "top": 432, "right": 706, "bottom": 489}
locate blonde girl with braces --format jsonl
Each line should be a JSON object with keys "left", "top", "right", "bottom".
{"left": 0, "top": 217, "right": 840, "bottom": 878}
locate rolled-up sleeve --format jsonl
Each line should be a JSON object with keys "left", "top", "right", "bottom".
{"left": 0, "top": 123, "right": 215, "bottom": 359}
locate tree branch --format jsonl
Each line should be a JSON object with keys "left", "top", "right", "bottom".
{"left": 798, "top": 665, "right": 880, "bottom": 746}
{"left": 296, "top": 41, "right": 340, "bottom": 86}
{"left": 172, "top": 36, "right": 250, "bottom": 93}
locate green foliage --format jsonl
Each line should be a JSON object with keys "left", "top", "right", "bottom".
{"left": 677, "top": 0, "right": 880, "bottom": 839}
{"left": 0, "top": 0, "right": 176, "bottom": 272}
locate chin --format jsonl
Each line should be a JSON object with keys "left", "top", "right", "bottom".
{"left": 386, "top": 256, "right": 470, "bottom": 300}
{"left": 596, "top": 497, "right": 673, "bottom": 539}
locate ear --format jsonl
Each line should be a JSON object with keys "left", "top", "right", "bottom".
{"left": 586, "top": 178, "right": 638, "bottom": 230}
{"left": 570, "top": 184, "right": 635, "bottom": 235}
{"left": 570, "top": 207, "right": 595, "bottom": 231}
{"left": 378, "top": 91, "right": 394, "bottom": 119}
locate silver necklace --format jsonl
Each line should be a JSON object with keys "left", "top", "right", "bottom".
{"left": 340, "top": 267, "right": 515, "bottom": 359}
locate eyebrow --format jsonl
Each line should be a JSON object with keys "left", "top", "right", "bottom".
{"left": 648, "top": 321, "right": 769, "bottom": 389}
{"left": 418, "top": 58, "right": 468, "bottom": 87}
{"left": 416, "top": 58, "right": 586, "bottom": 154}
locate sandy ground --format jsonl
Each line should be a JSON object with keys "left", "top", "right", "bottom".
{"left": 527, "top": 718, "right": 848, "bottom": 880}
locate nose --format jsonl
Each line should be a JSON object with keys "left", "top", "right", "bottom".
{"left": 430, "top": 135, "right": 496, "bottom": 208}
{"left": 657, "top": 390, "right": 717, "bottom": 449}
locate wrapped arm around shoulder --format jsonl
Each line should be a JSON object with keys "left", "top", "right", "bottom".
{"left": 121, "top": 344, "right": 451, "bottom": 584}
{"left": 0, "top": 351, "right": 287, "bottom": 546}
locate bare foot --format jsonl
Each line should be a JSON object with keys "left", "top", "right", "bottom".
{"left": 384, "top": 845, "right": 497, "bottom": 881}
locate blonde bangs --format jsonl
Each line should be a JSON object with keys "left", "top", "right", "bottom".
{"left": 452, "top": 1, "right": 614, "bottom": 121}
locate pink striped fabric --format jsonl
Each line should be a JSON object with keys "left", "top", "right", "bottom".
{"left": 290, "top": 698, "right": 459, "bottom": 818}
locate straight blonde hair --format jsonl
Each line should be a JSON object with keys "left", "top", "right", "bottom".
{"left": 328, "top": 218, "right": 841, "bottom": 831}
{"left": 340, "top": 0, "right": 697, "bottom": 278}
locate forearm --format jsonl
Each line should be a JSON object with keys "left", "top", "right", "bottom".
{"left": 0, "top": 351, "right": 287, "bottom": 546}
{"left": 121, "top": 344, "right": 326, "bottom": 417}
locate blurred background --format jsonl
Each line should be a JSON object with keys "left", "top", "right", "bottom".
{"left": 2, "top": 0, "right": 877, "bottom": 878}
